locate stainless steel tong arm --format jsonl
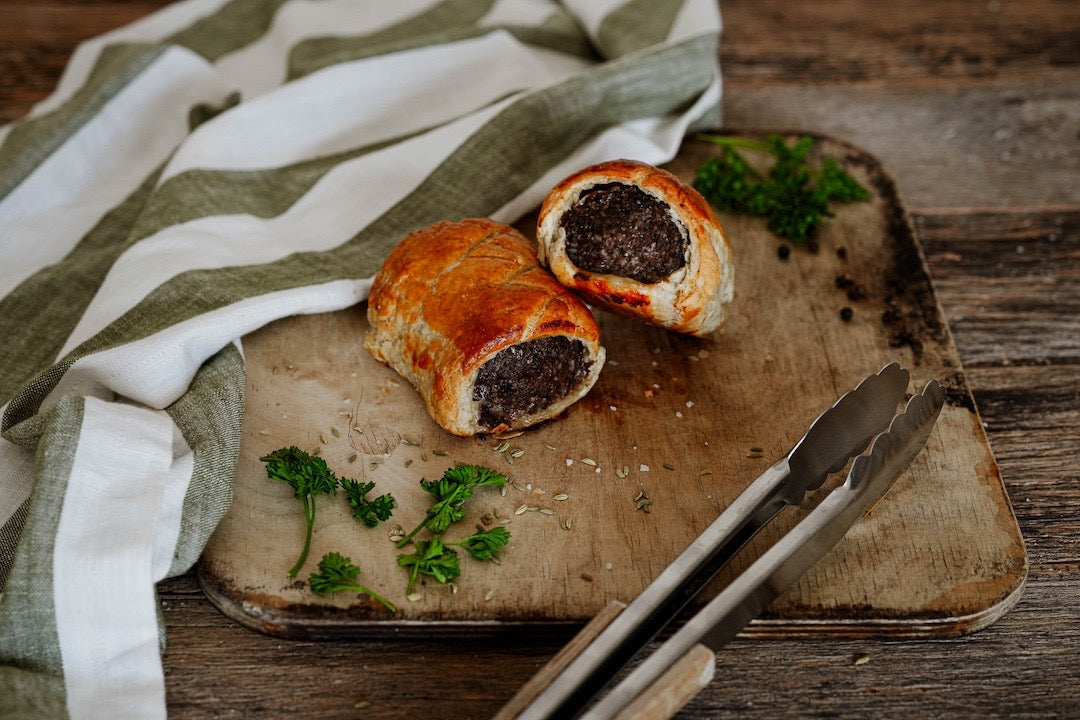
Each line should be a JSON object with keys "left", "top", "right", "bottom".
{"left": 512, "top": 363, "right": 912, "bottom": 720}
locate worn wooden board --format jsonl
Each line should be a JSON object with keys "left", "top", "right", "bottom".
{"left": 197, "top": 133, "right": 1027, "bottom": 641}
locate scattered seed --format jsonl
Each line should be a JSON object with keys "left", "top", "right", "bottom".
{"left": 347, "top": 453, "right": 358, "bottom": 464}
{"left": 636, "top": 498, "right": 652, "bottom": 512}
{"left": 319, "top": 433, "right": 328, "bottom": 444}
{"left": 539, "top": 508, "right": 555, "bottom": 516}
{"left": 330, "top": 427, "right": 340, "bottom": 438}
{"left": 580, "top": 572, "right": 593, "bottom": 582}
{"left": 663, "top": 463, "right": 675, "bottom": 471}
{"left": 312, "top": 446, "right": 321, "bottom": 456}
{"left": 747, "top": 446, "right": 764, "bottom": 458}
{"left": 500, "top": 485, "right": 508, "bottom": 497}
{"left": 484, "top": 589, "right": 495, "bottom": 601}
{"left": 406, "top": 592, "right": 423, "bottom": 603}
{"left": 544, "top": 443, "right": 556, "bottom": 452}
{"left": 700, "top": 469, "right": 713, "bottom": 476}
{"left": 432, "top": 449, "right": 448, "bottom": 457}
{"left": 562, "top": 517, "right": 573, "bottom": 530}
{"left": 527, "top": 506, "right": 539, "bottom": 513}
{"left": 258, "top": 429, "right": 269, "bottom": 436}
{"left": 581, "top": 457, "right": 597, "bottom": 466}
{"left": 853, "top": 654, "right": 870, "bottom": 666}
{"left": 615, "top": 467, "right": 627, "bottom": 479}
{"left": 421, "top": 453, "right": 428, "bottom": 462}
{"left": 509, "top": 448, "right": 525, "bottom": 459}
{"left": 553, "top": 493, "right": 569, "bottom": 501}
{"left": 500, "top": 518, "right": 513, "bottom": 525}
{"left": 404, "top": 459, "right": 413, "bottom": 468}
{"left": 494, "top": 440, "right": 510, "bottom": 453}
{"left": 515, "top": 504, "right": 529, "bottom": 515}
{"left": 388, "top": 524, "right": 405, "bottom": 543}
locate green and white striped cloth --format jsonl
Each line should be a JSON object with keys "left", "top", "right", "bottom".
{"left": 0, "top": 0, "right": 721, "bottom": 716}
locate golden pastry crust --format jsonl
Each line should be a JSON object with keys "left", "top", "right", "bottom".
{"left": 536, "top": 159, "right": 734, "bottom": 336}
{"left": 365, "top": 218, "right": 605, "bottom": 437}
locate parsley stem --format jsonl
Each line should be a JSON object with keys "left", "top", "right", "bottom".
{"left": 395, "top": 508, "right": 438, "bottom": 548}
{"left": 287, "top": 495, "right": 317, "bottom": 577}
{"left": 344, "top": 584, "right": 397, "bottom": 613}
{"left": 695, "top": 133, "right": 773, "bottom": 154}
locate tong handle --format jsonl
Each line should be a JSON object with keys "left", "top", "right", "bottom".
{"left": 492, "top": 601, "right": 625, "bottom": 720}
{"left": 492, "top": 600, "right": 714, "bottom": 720}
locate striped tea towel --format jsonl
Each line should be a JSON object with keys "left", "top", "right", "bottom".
{"left": 0, "top": 0, "right": 722, "bottom": 716}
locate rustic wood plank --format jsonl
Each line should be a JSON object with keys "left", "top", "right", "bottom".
{"left": 718, "top": 0, "right": 1080, "bottom": 85}
{"left": 916, "top": 210, "right": 1080, "bottom": 366}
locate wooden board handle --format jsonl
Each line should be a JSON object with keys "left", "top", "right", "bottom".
{"left": 492, "top": 600, "right": 715, "bottom": 720}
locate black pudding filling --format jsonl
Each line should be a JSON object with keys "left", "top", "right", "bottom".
{"left": 560, "top": 182, "right": 689, "bottom": 283}
{"left": 473, "top": 336, "right": 589, "bottom": 430}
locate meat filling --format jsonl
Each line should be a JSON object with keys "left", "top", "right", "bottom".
{"left": 560, "top": 182, "right": 689, "bottom": 283}
{"left": 473, "top": 335, "right": 589, "bottom": 429}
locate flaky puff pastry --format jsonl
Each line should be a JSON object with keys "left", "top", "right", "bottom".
{"left": 537, "top": 159, "right": 734, "bottom": 337}
{"left": 365, "top": 218, "right": 605, "bottom": 437}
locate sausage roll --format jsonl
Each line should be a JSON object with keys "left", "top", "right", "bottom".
{"left": 365, "top": 218, "right": 606, "bottom": 437}
{"left": 536, "top": 159, "right": 734, "bottom": 336}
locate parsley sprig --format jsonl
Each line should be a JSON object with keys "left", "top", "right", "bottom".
{"left": 448, "top": 526, "right": 510, "bottom": 562}
{"left": 395, "top": 465, "right": 511, "bottom": 595}
{"left": 397, "top": 539, "right": 461, "bottom": 595}
{"left": 693, "top": 133, "right": 870, "bottom": 243}
{"left": 396, "top": 464, "right": 508, "bottom": 547}
{"left": 342, "top": 478, "right": 396, "bottom": 527}
{"left": 308, "top": 551, "right": 396, "bottom": 612}
{"left": 260, "top": 446, "right": 339, "bottom": 577}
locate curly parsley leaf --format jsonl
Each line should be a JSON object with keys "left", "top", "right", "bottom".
{"left": 693, "top": 133, "right": 870, "bottom": 244}
{"left": 260, "top": 446, "right": 339, "bottom": 577}
{"left": 396, "top": 539, "right": 461, "bottom": 594}
{"left": 449, "top": 526, "right": 511, "bottom": 562}
{"left": 307, "top": 551, "right": 396, "bottom": 612}
{"left": 397, "top": 464, "right": 508, "bottom": 546}
{"left": 341, "top": 478, "right": 396, "bottom": 528}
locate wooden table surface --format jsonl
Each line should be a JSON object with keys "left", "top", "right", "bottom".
{"left": 3, "top": 1, "right": 1077, "bottom": 718}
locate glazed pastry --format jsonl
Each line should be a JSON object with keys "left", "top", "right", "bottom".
{"left": 536, "top": 159, "right": 734, "bottom": 336}
{"left": 365, "top": 218, "right": 606, "bottom": 437}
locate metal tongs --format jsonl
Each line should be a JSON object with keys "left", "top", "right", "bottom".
{"left": 494, "top": 363, "right": 946, "bottom": 720}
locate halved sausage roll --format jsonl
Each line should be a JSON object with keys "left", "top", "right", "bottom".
{"left": 365, "top": 218, "right": 605, "bottom": 437}
{"left": 536, "top": 159, "right": 734, "bottom": 336}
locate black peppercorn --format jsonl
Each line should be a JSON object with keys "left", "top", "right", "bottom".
{"left": 777, "top": 244, "right": 791, "bottom": 260}
{"left": 840, "top": 306, "right": 854, "bottom": 322}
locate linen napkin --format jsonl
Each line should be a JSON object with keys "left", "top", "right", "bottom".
{"left": 0, "top": 0, "right": 722, "bottom": 716}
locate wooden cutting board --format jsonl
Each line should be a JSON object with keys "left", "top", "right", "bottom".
{"left": 197, "top": 133, "right": 1027, "bottom": 641}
